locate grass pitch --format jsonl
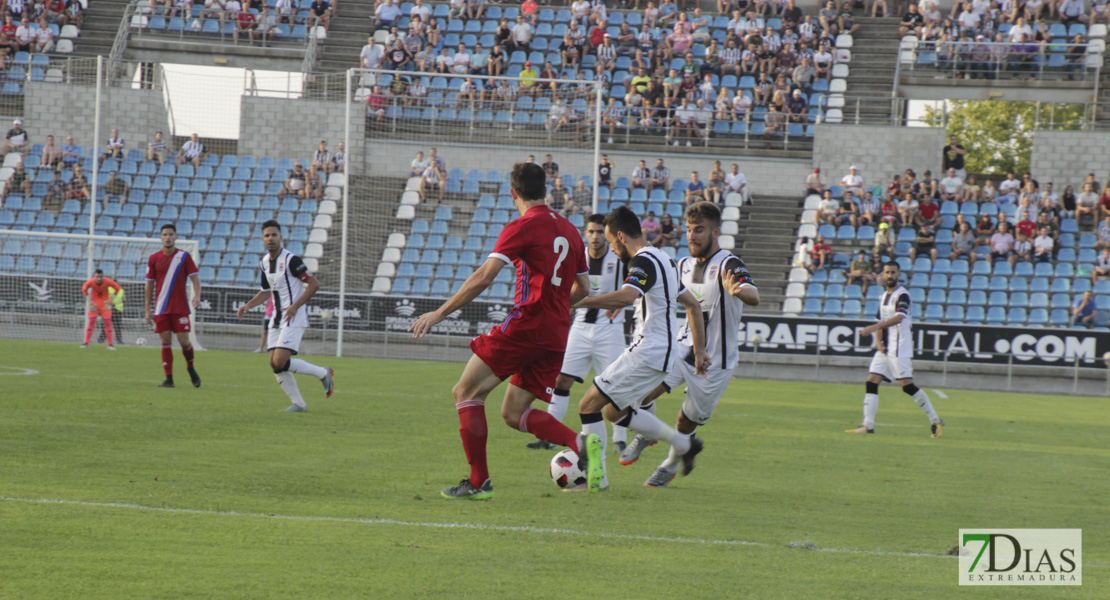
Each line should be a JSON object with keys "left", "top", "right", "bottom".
{"left": 0, "top": 339, "right": 1106, "bottom": 599}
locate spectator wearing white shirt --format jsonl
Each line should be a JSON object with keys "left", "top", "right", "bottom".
{"left": 360, "top": 37, "right": 383, "bottom": 69}
{"left": 451, "top": 43, "right": 471, "bottom": 74}
{"left": 175, "top": 132, "right": 206, "bottom": 168}
{"left": 1076, "top": 182, "right": 1099, "bottom": 221}
{"left": 2, "top": 119, "right": 28, "bottom": 156}
{"left": 840, "top": 165, "right": 863, "bottom": 194}
{"left": 1033, "top": 227, "right": 1054, "bottom": 262}
{"left": 147, "top": 131, "right": 168, "bottom": 164}
{"left": 375, "top": 0, "right": 402, "bottom": 31}
{"left": 330, "top": 142, "right": 345, "bottom": 174}
{"left": 420, "top": 160, "right": 446, "bottom": 201}
{"left": 14, "top": 17, "right": 33, "bottom": 52}
{"left": 34, "top": 16, "right": 53, "bottom": 53}
{"left": 102, "top": 128, "right": 125, "bottom": 161}
{"left": 724, "top": 163, "right": 748, "bottom": 204}
{"left": 939, "top": 168, "right": 964, "bottom": 203}
{"left": 1007, "top": 17, "right": 1032, "bottom": 42}
{"left": 956, "top": 3, "right": 981, "bottom": 36}
{"left": 509, "top": 16, "right": 533, "bottom": 54}
{"left": 997, "top": 172, "right": 1021, "bottom": 203}
{"left": 410, "top": 0, "right": 430, "bottom": 22}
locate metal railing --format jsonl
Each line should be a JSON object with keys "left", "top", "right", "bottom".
{"left": 900, "top": 40, "right": 1102, "bottom": 83}
{"left": 127, "top": 3, "right": 314, "bottom": 49}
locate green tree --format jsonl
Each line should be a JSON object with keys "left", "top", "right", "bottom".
{"left": 923, "top": 101, "right": 1086, "bottom": 175}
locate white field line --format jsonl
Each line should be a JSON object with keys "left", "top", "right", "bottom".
{"left": 933, "top": 390, "right": 949, "bottom": 399}
{"left": 0, "top": 494, "right": 952, "bottom": 560}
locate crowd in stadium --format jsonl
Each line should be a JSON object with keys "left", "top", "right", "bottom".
{"left": 0, "top": 0, "right": 82, "bottom": 59}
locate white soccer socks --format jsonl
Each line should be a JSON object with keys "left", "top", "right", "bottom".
{"left": 289, "top": 358, "right": 328, "bottom": 380}
{"left": 548, "top": 388, "right": 570, "bottom": 423}
{"left": 863, "top": 393, "right": 879, "bottom": 430}
{"left": 276, "top": 371, "right": 306, "bottom": 409}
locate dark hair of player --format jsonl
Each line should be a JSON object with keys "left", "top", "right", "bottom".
{"left": 604, "top": 205, "right": 643, "bottom": 239}
{"left": 685, "top": 201, "right": 722, "bottom": 227}
{"left": 261, "top": 219, "right": 281, "bottom": 232}
{"left": 160, "top": 223, "right": 176, "bottom": 233}
{"left": 586, "top": 213, "right": 606, "bottom": 226}
{"left": 510, "top": 162, "right": 547, "bottom": 201}
{"left": 884, "top": 260, "right": 901, "bottom": 271}
{"left": 94, "top": 269, "right": 103, "bottom": 274}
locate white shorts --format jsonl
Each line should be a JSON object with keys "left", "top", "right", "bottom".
{"left": 662, "top": 347, "right": 733, "bottom": 426}
{"left": 869, "top": 351, "right": 913, "bottom": 382}
{"left": 594, "top": 348, "right": 667, "bottom": 411}
{"left": 560, "top": 323, "right": 625, "bottom": 382}
{"left": 268, "top": 325, "right": 305, "bottom": 354}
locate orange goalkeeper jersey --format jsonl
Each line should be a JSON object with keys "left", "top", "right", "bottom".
{"left": 82, "top": 277, "right": 122, "bottom": 308}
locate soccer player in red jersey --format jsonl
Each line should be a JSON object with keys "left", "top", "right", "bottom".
{"left": 144, "top": 223, "right": 202, "bottom": 388}
{"left": 410, "top": 162, "right": 599, "bottom": 500}
{"left": 81, "top": 268, "right": 121, "bottom": 349}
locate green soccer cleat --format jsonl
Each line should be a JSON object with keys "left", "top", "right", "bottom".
{"left": 577, "top": 433, "right": 603, "bottom": 493}
{"left": 441, "top": 478, "right": 493, "bottom": 500}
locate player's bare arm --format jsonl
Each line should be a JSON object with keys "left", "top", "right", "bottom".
{"left": 861, "top": 313, "right": 904, "bottom": 338}
{"left": 722, "top": 270, "right": 760, "bottom": 306}
{"left": 677, "top": 289, "right": 711, "bottom": 374}
{"left": 410, "top": 256, "right": 504, "bottom": 338}
{"left": 573, "top": 284, "right": 641, "bottom": 310}
{"left": 568, "top": 272, "right": 590, "bottom": 306}
{"left": 189, "top": 273, "right": 202, "bottom": 310}
{"left": 237, "top": 290, "right": 272, "bottom": 320}
{"left": 143, "top": 280, "right": 153, "bottom": 324}
{"left": 283, "top": 274, "right": 320, "bottom": 324}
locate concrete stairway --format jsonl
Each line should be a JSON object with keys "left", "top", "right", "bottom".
{"left": 72, "top": 0, "right": 132, "bottom": 61}
{"left": 842, "top": 16, "right": 901, "bottom": 125}
{"left": 317, "top": 173, "right": 401, "bottom": 291}
{"left": 731, "top": 194, "right": 802, "bottom": 313}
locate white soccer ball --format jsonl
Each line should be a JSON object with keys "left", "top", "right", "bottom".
{"left": 135, "top": 337, "right": 147, "bottom": 346}
{"left": 550, "top": 449, "right": 586, "bottom": 489}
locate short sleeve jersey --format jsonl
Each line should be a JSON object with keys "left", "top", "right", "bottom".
{"left": 675, "top": 251, "right": 754, "bottom": 370}
{"left": 876, "top": 285, "right": 912, "bottom": 358}
{"left": 489, "top": 204, "right": 587, "bottom": 350}
{"left": 146, "top": 248, "right": 199, "bottom": 316}
{"left": 623, "top": 246, "right": 686, "bottom": 372}
{"left": 260, "top": 248, "right": 313, "bottom": 329}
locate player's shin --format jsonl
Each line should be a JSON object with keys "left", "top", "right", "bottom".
{"left": 84, "top": 316, "right": 96, "bottom": 344}
{"left": 457, "top": 399, "right": 489, "bottom": 488}
{"left": 104, "top": 318, "right": 114, "bottom": 346}
{"left": 904, "top": 384, "right": 940, "bottom": 423}
{"left": 182, "top": 344, "right": 195, "bottom": 368}
{"left": 276, "top": 371, "right": 307, "bottom": 408}
{"left": 519, "top": 407, "right": 579, "bottom": 448}
{"left": 161, "top": 343, "right": 174, "bottom": 375}
{"left": 579, "top": 412, "right": 608, "bottom": 487}
{"left": 625, "top": 408, "right": 689, "bottom": 454}
{"left": 548, "top": 388, "right": 570, "bottom": 422}
{"left": 864, "top": 381, "right": 879, "bottom": 430}
{"left": 289, "top": 358, "right": 328, "bottom": 379}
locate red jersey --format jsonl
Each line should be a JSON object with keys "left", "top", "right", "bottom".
{"left": 918, "top": 201, "right": 939, "bottom": 221}
{"left": 1016, "top": 219, "right": 1036, "bottom": 239}
{"left": 146, "top": 248, "right": 199, "bottom": 316}
{"left": 488, "top": 204, "right": 587, "bottom": 350}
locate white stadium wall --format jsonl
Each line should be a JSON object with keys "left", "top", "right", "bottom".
{"left": 24, "top": 83, "right": 170, "bottom": 155}
{"left": 238, "top": 96, "right": 366, "bottom": 164}
{"left": 1030, "top": 130, "right": 1110, "bottom": 189}
{"left": 812, "top": 125, "right": 946, "bottom": 186}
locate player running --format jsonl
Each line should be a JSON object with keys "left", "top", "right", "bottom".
{"left": 145, "top": 223, "right": 202, "bottom": 388}
{"left": 847, "top": 260, "right": 945, "bottom": 437}
{"left": 526, "top": 213, "right": 630, "bottom": 454}
{"left": 410, "top": 162, "right": 593, "bottom": 501}
{"left": 81, "top": 268, "right": 121, "bottom": 350}
{"left": 619, "top": 202, "right": 761, "bottom": 488}
{"left": 237, "top": 220, "right": 334, "bottom": 412}
{"left": 572, "top": 206, "right": 709, "bottom": 493}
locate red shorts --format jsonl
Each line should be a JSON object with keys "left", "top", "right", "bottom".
{"left": 154, "top": 313, "right": 192, "bottom": 333}
{"left": 470, "top": 330, "right": 564, "bottom": 402}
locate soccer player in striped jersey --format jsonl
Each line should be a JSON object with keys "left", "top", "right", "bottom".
{"left": 236, "top": 220, "right": 334, "bottom": 412}
{"left": 620, "top": 202, "right": 761, "bottom": 488}
{"left": 571, "top": 206, "right": 710, "bottom": 492}
{"left": 847, "top": 260, "right": 945, "bottom": 437}
{"left": 145, "top": 223, "right": 202, "bottom": 388}
{"left": 527, "top": 213, "right": 630, "bottom": 453}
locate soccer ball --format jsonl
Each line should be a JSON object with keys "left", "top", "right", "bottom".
{"left": 550, "top": 449, "right": 586, "bottom": 489}
{"left": 135, "top": 337, "right": 147, "bottom": 346}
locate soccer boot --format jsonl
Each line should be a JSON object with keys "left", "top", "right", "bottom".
{"left": 159, "top": 377, "right": 174, "bottom": 388}
{"left": 643, "top": 464, "right": 678, "bottom": 488}
{"left": 561, "top": 481, "right": 609, "bottom": 493}
{"left": 107, "top": 345, "right": 116, "bottom": 351}
{"left": 845, "top": 425, "right": 874, "bottom": 434}
{"left": 576, "top": 433, "right": 603, "bottom": 493}
{"left": 931, "top": 419, "right": 945, "bottom": 438}
{"left": 80, "top": 344, "right": 88, "bottom": 349}
{"left": 283, "top": 404, "right": 307, "bottom": 412}
{"left": 619, "top": 434, "right": 657, "bottom": 466}
{"left": 612, "top": 440, "right": 627, "bottom": 456}
{"left": 680, "top": 435, "right": 704, "bottom": 477}
{"left": 188, "top": 367, "right": 201, "bottom": 388}
{"left": 525, "top": 439, "right": 556, "bottom": 450}
{"left": 322, "top": 368, "right": 335, "bottom": 398}
{"left": 441, "top": 478, "right": 494, "bottom": 500}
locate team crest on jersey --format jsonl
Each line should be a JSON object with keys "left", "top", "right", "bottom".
{"left": 606, "top": 262, "right": 615, "bottom": 273}
{"left": 708, "top": 266, "right": 718, "bottom": 280}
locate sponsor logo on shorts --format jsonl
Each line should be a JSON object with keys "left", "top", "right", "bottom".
{"left": 179, "top": 316, "right": 189, "bottom": 324}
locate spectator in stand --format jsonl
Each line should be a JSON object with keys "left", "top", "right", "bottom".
{"left": 518, "top": 61, "right": 538, "bottom": 96}
{"left": 987, "top": 221, "right": 1015, "bottom": 264}
{"left": 836, "top": 190, "right": 859, "bottom": 228}
{"left": 545, "top": 177, "right": 569, "bottom": 213}
{"left": 725, "top": 163, "right": 747, "bottom": 202}
{"left": 874, "top": 221, "right": 893, "bottom": 256}
{"left": 817, "top": 190, "right": 839, "bottom": 224}
{"left": 684, "top": 171, "right": 706, "bottom": 205}
{"left": 810, "top": 233, "right": 831, "bottom": 271}
{"left": 919, "top": 169, "right": 939, "bottom": 200}
{"left": 274, "top": 0, "right": 295, "bottom": 23}
{"left": 509, "top": 15, "right": 533, "bottom": 54}
{"left": 374, "top": 0, "right": 402, "bottom": 30}
{"left": 638, "top": 210, "right": 662, "bottom": 245}
{"left": 703, "top": 168, "right": 725, "bottom": 204}
{"left": 420, "top": 158, "right": 446, "bottom": 202}
{"left": 962, "top": 175, "right": 982, "bottom": 203}
{"left": 1072, "top": 290, "right": 1097, "bottom": 328}
{"left": 566, "top": 180, "right": 589, "bottom": 215}
{"left": 1012, "top": 230, "right": 1032, "bottom": 264}
{"left": 5, "top": 161, "right": 31, "bottom": 199}
{"left": 311, "top": 140, "right": 330, "bottom": 173}
{"left": 330, "top": 142, "right": 345, "bottom": 174}
{"left": 43, "top": 170, "right": 68, "bottom": 212}
{"left": 649, "top": 158, "right": 670, "bottom": 193}
{"left": 840, "top": 165, "right": 863, "bottom": 195}
{"left": 804, "top": 167, "right": 824, "bottom": 197}
{"left": 61, "top": 134, "right": 81, "bottom": 167}
{"left": 1092, "top": 248, "right": 1110, "bottom": 284}
{"left": 939, "top": 168, "right": 963, "bottom": 203}
{"left": 897, "top": 193, "right": 919, "bottom": 227}
{"left": 98, "top": 171, "right": 130, "bottom": 206}
{"left": 846, "top": 250, "right": 875, "bottom": 294}
{"left": 1099, "top": 184, "right": 1110, "bottom": 221}
{"left": 360, "top": 37, "right": 383, "bottom": 69}
{"left": 631, "top": 160, "right": 649, "bottom": 189}
{"left": 1033, "top": 227, "right": 1054, "bottom": 262}
{"left": 975, "top": 212, "right": 994, "bottom": 244}
{"left": 950, "top": 220, "right": 977, "bottom": 262}
{"left": 68, "top": 163, "right": 89, "bottom": 200}
{"left": 466, "top": 0, "right": 487, "bottom": 20}
{"left": 858, "top": 189, "right": 880, "bottom": 225}
{"left": 42, "top": 134, "right": 62, "bottom": 169}
{"left": 1076, "top": 182, "right": 1099, "bottom": 222}
{"left": 34, "top": 15, "right": 53, "bottom": 53}
{"left": 997, "top": 171, "right": 1021, "bottom": 203}
{"left": 1096, "top": 216, "right": 1110, "bottom": 250}
{"left": 278, "top": 163, "right": 309, "bottom": 200}
{"left": 309, "top": 0, "right": 330, "bottom": 31}
{"left": 2, "top": 118, "right": 28, "bottom": 156}
{"left": 366, "top": 85, "right": 386, "bottom": 122}
{"left": 175, "top": 133, "right": 206, "bottom": 168}
{"left": 910, "top": 224, "right": 938, "bottom": 261}
{"left": 916, "top": 194, "right": 940, "bottom": 228}
{"left": 146, "top": 131, "right": 167, "bottom": 165}
{"left": 14, "top": 17, "right": 33, "bottom": 53}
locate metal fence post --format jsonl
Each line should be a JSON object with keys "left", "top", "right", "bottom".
{"left": 1006, "top": 353, "right": 1013, "bottom": 391}
{"left": 1073, "top": 356, "right": 1080, "bottom": 393}
{"left": 942, "top": 350, "right": 949, "bottom": 386}
{"left": 814, "top": 343, "right": 821, "bottom": 375}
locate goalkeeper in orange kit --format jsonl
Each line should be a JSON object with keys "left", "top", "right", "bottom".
{"left": 82, "top": 269, "right": 121, "bottom": 350}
